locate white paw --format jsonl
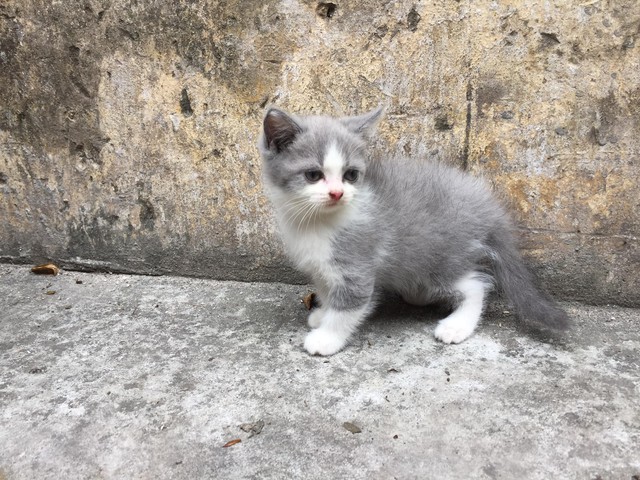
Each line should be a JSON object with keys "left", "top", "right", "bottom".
{"left": 304, "top": 328, "right": 348, "bottom": 356}
{"left": 308, "top": 309, "right": 325, "bottom": 328}
{"left": 433, "top": 318, "right": 475, "bottom": 344}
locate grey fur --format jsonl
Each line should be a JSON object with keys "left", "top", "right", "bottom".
{"left": 259, "top": 107, "right": 570, "bottom": 333}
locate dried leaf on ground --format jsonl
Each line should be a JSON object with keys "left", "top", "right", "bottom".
{"left": 302, "top": 292, "right": 317, "bottom": 310}
{"left": 222, "top": 439, "right": 241, "bottom": 448}
{"left": 31, "top": 263, "right": 60, "bottom": 275}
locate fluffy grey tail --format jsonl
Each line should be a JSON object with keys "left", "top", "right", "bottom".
{"left": 487, "top": 233, "right": 571, "bottom": 330}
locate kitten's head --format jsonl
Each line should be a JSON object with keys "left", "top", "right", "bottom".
{"left": 258, "top": 107, "right": 382, "bottom": 219}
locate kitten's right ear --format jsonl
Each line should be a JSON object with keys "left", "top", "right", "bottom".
{"left": 262, "top": 108, "right": 302, "bottom": 153}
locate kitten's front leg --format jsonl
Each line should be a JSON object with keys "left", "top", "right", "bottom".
{"left": 303, "top": 281, "right": 374, "bottom": 356}
{"left": 307, "top": 308, "right": 325, "bottom": 328}
{"left": 307, "top": 278, "right": 329, "bottom": 328}
{"left": 304, "top": 306, "right": 370, "bottom": 356}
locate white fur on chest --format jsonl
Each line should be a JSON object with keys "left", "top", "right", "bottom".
{"left": 266, "top": 182, "right": 373, "bottom": 283}
{"left": 279, "top": 223, "right": 335, "bottom": 277}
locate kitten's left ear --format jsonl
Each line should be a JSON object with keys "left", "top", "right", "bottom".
{"left": 340, "top": 106, "right": 384, "bottom": 138}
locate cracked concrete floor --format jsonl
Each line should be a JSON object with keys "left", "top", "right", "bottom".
{"left": 1, "top": 264, "right": 639, "bottom": 479}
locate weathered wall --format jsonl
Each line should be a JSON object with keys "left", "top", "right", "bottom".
{"left": 1, "top": 0, "right": 638, "bottom": 305}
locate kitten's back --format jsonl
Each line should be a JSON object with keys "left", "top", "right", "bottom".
{"left": 357, "top": 157, "right": 504, "bottom": 293}
{"left": 367, "top": 157, "right": 508, "bottom": 252}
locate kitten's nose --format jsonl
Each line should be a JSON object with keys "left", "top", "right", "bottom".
{"left": 329, "top": 190, "right": 343, "bottom": 201}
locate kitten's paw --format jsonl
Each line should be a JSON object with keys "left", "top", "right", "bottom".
{"left": 304, "top": 329, "right": 348, "bottom": 356}
{"left": 307, "top": 309, "right": 325, "bottom": 328}
{"left": 433, "top": 318, "right": 475, "bottom": 344}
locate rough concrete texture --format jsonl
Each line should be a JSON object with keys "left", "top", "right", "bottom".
{"left": 0, "top": 1, "right": 639, "bottom": 305}
{"left": 1, "top": 265, "right": 639, "bottom": 479}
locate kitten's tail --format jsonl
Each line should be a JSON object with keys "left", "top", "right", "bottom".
{"left": 487, "top": 233, "right": 571, "bottom": 330}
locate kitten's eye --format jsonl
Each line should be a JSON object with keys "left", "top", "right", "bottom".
{"left": 304, "top": 170, "right": 324, "bottom": 182}
{"left": 343, "top": 169, "right": 359, "bottom": 182}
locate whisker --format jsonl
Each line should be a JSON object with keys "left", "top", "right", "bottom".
{"left": 280, "top": 197, "right": 309, "bottom": 213}
{"left": 297, "top": 203, "right": 317, "bottom": 234}
{"left": 281, "top": 198, "right": 311, "bottom": 220}
{"left": 301, "top": 202, "right": 319, "bottom": 232}
{"left": 289, "top": 202, "right": 314, "bottom": 232}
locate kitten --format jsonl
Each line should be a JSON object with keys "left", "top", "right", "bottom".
{"left": 258, "top": 107, "right": 570, "bottom": 356}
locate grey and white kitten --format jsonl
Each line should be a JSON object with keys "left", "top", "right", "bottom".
{"left": 258, "top": 107, "right": 569, "bottom": 356}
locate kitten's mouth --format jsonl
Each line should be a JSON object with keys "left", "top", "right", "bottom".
{"left": 324, "top": 199, "right": 344, "bottom": 208}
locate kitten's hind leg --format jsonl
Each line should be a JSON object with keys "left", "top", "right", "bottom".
{"left": 433, "top": 273, "right": 489, "bottom": 344}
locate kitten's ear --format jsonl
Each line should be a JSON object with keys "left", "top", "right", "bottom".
{"left": 340, "top": 106, "right": 384, "bottom": 138}
{"left": 262, "top": 108, "right": 302, "bottom": 153}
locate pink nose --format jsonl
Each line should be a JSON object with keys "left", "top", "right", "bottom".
{"left": 329, "top": 190, "right": 343, "bottom": 201}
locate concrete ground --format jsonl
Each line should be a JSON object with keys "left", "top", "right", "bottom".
{"left": 1, "top": 264, "right": 639, "bottom": 480}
